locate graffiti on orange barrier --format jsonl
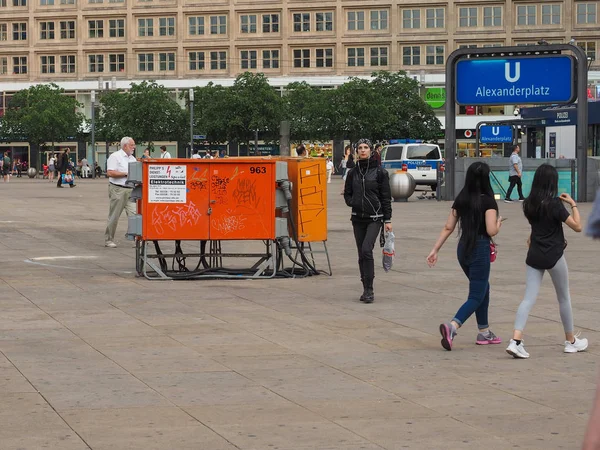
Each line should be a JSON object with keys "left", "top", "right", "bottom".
{"left": 151, "top": 201, "right": 203, "bottom": 235}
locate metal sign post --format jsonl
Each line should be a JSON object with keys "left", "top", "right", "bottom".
{"left": 445, "top": 44, "right": 588, "bottom": 202}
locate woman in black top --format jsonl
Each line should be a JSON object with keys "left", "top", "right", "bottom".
{"left": 427, "top": 162, "right": 503, "bottom": 351}
{"left": 506, "top": 164, "right": 587, "bottom": 359}
{"left": 343, "top": 138, "right": 393, "bottom": 303}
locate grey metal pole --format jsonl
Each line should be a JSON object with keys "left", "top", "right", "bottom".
{"left": 444, "top": 53, "right": 458, "bottom": 201}
{"left": 189, "top": 101, "right": 194, "bottom": 159}
{"left": 255, "top": 129, "right": 259, "bottom": 153}
{"left": 574, "top": 48, "right": 589, "bottom": 202}
{"left": 571, "top": 158, "right": 577, "bottom": 200}
{"left": 91, "top": 90, "right": 96, "bottom": 179}
{"left": 189, "top": 88, "right": 194, "bottom": 159}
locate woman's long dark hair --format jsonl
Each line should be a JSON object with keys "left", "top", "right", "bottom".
{"left": 523, "top": 164, "right": 558, "bottom": 222}
{"left": 453, "top": 162, "right": 495, "bottom": 256}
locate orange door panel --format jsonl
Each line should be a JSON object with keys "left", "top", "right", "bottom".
{"left": 208, "top": 161, "right": 275, "bottom": 240}
{"left": 142, "top": 161, "right": 210, "bottom": 240}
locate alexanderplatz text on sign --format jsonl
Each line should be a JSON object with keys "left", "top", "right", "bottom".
{"left": 444, "top": 45, "right": 589, "bottom": 202}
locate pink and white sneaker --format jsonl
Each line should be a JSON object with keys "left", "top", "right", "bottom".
{"left": 476, "top": 330, "right": 502, "bottom": 345}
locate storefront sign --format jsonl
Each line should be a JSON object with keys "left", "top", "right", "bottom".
{"left": 425, "top": 88, "right": 446, "bottom": 109}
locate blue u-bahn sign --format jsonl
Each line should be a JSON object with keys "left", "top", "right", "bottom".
{"left": 456, "top": 55, "right": 576, "bottom": 105}
{"left": 479, "top": 125, "right": 513, "bottom": 143}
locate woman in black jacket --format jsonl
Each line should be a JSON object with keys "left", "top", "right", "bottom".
{"left": 343, "top": 138, "right": 393, "bottom": 303}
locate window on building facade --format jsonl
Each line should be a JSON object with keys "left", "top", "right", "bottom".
{"left": 40, "top": 0, "right": 54, "bottom": 5}
{"left": 262, "top": 49, "right": 279, "bottom": 69}
{"left": 189, "top": 51, "right": 205, "bottom": 70}
{"left": 60, "top": 0, "right": 74, "bottom": 4}
{"left": 0, "top": 57, "right": 7, "bottom": 75}
{"left": 138, "top": 53, "right": 154, "bottom": 71}
{"left": 60, "top": 55, "right": 75, "bottom": 73}
{"left": 316, "top": 48, "right": 333, "bottom": 67}
{"left": 459, "top": 7, "right": 477, "bottom": 27}
{"left": 109, "top": 53, "right": 124, "bottom": 72}
{"left": 189, "top": 17, "right": 204, "bottom": 35}
{"left": 370, "top": 10, "right": 388, "bottom": 30}
{"left": 40, "top": 21, "right": 55, "bottom": 39}
{"left": 402, "top": 46, "right": 421, "bottom": 66}
{"left": 13, "top": 23, "right": 26, "bottom": 40}
{"left": 40, "top": 55, "right": 55, "bottom": 73}
{"left": 370, "top": 47, "right": 388, "bottom": 66}
{"left": 89, "top": 20, "right": 103, "bottom": 38}
{"left": 241, "top": 50, "right": 257, "bottom": 69}
{"left": 293, "top": 48, "right": 310, "bottom": 68}
{"left": 347, "top": 11, "right": 364, "bottom": 30}
{"left": 241, "top": 15, "right": 257, "bottom": 33}
{"left": 108, "top": 0, "right": 124, "bottom": 3}
{"left": 0, "top": 24, "right": 6, "bottom": 41}
{"left": 426, "top": 8, "right": 445, "bottom": 28}
{"left": 89, "top": 54, "right": 104, "bottom": 72}
{"left": 517, "top": 5, "right": 537, "bottom": 25}
{"left": 159, "top": 17, "right": 175, "bottom": 36}
{"left": 138, "top": 18, "right": 153, "bottom": 37}
{"left": 483, "top": 7, "right": 502, "bottom": 26}
{"left": 316, "top": 12, "right": 333, "bottom": 31}
{"left": 402, "top": 9, "right": 420, "bottom": 29}
{"left": 159, "top": 52, "right": 175, "bottom": 71}
{"left": 13, "top": 0, "right": 26, "bottom": 5}
{"left": 262, "top": 14, "right": 279, "bottom": 33}
{"left": 347, "top": 47, "right": 365, "bottom": 67}
{"left": 60, "top": 20, "right": 75, "bottom": 39}
{"left": 541, "top": 4, "right": 561, "bottom": 24}
{"left": 13, "top": 56, "right": 27, "bottom": 74}
{"left": 293, "top": 13, "right": 310, "bottom": 32}
{"left": 109, "top": 19, "right": 124, "bottom": 37}
{"left": 577, "top": 3, "right": 597, "bottom": 24}
{"left": 0, "top": 0, "right": 6, "bottom": 5}
{"left": 89, "top": 0, "right": 102, "bottom": 3}
{"left": 426, "top": 45, "right": 445, "bottom": 65}
{"left": 579, "top": 41, "right": 597, "bottom": 60}
{"left": 482, "top": 43, "right": 504, "bottom": 47}
{"left": 210, "top": 51, "right": 227, "bottom": 70}
{"left": 210, "top": 16, "right": 226, "bottom": 34}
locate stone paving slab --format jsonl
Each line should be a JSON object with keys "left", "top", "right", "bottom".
{"left": 0, "top": 177, "right": 598, "bottom": 449}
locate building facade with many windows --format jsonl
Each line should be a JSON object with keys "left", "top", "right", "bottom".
{"left": 1, "top": 0, "right": 600, "bottom": 164}
{"left": 0, "top": 0, "right": 599, "bottom": 84}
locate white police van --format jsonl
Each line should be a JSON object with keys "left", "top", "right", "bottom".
{"left": 381, "top": 141, "right": 444, "bottom": 192}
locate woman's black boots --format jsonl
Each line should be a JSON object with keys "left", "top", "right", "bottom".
{"left": 360, "top": 278, "right": 374, "bottom": 303}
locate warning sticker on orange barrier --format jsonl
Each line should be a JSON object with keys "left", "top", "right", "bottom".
{"left": 148, "top": 165, "right": 187, "bottom": 203}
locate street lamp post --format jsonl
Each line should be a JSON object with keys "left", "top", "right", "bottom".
{"left": 189, "top": 88, "right": 194, "bottom": 159}
{"left": 91, "top": 90, "right": 96, "bottom": 179}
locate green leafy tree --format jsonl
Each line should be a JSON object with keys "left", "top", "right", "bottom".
{"left": 369, "top": 71, "right": 442, "bottom": 141}
{"left": 95, "top": 90, "right": 128, "bottom": 145}
{"left": 325, "top": 77, "right": 388, "bottom": 141}
{"left": 186, "top": 83, "right": 233, "bottom": 145}
{"left": 228, "top": 72, "right": 283, "bottom": 146}
{"left": 124, "top": 81, "right": 187, "bottom": 148}
{"left": 0, "top": 83, "right": 85, "bottom": 157}
{"left": 283, "top": 81, "right": 329, "bottom": 143}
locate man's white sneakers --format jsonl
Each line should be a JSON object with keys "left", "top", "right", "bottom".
{"left": 105, "top": 241, "right": 117, "bottom": 248}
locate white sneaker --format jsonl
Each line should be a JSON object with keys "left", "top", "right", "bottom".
{"left": 105, "top": 241, "right": 117, "bottom": 248}
{"left": 506, "top": 339, "right": 530, "bottom": 359}
{"left": 564, "top": 334, "right": 588, "bottom": 353}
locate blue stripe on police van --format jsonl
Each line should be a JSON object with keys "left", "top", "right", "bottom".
{"left": 382, "top": 161, "right": 440, "bottom": 169}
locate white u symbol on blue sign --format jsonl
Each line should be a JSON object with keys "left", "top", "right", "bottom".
{"left": 505, "top": 62, "right": 521, "bottom": 83}
{"left": 492, "top": 127, "right": 500, "bottom": 136}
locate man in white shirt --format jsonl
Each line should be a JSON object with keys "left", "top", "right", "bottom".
{"left": 191, "top": 149, "right": 201, "bottom": 159}
{"left": 104, "top": 136, "right": 138, "bottom": 248}
{"left": 160, "top": 145, "right": 172, "bottom": 159}
{"left": 326, "top": 157, "right": 334, "bottom": 183}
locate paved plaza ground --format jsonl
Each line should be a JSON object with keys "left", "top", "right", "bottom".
{"left": 1, "top": 175, "right": 599, "bottom": 449}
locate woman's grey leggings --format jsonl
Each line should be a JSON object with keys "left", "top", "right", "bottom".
{"left": 514, "top": 256, "right": 574, "bottom": 333}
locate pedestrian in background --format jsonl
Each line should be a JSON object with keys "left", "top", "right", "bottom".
{"left": 506, "top": 164, "right": 587, "bottom": 359}
{"left": 56, "top": 148, "right": 70, "bottom": 188}
{"left": 340, "top": 145, "right": 354, "bottom": 194}
{"left": 296, "top": 144, "right": 307, "bottom": 157}
{"left": 48, "top": 153, "right": 56, "bottom": 183}
{"left": 141, "top": 148, "right": 151, "bottom": 159}
{"left": 427, "top": 162, "right": 503, "bottom": 351}
{"left": 160, "top": 145, "right": 171, "bottom": 159}
{"left": 344, "top": 138, "right": 392, "bottom": 304}
{"left": 104, "top": 137, "right": 137, "bottom": 248}
{"left": 504, "top": 145, "right": 525, "bottom": 203}
{"left": 326, "top": 157, "right": 334, "bottom": 183}
{"left": 3, "top": 151, "right": 11, "bottom": 183}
